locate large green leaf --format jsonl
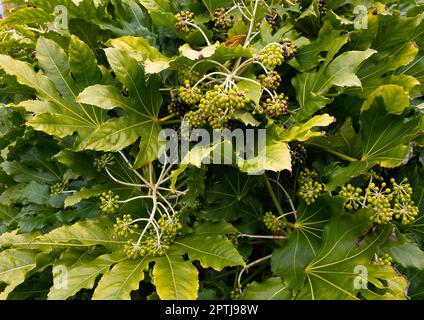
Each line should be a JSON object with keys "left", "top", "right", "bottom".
{"left": 77, "top": 48, "right": 163, "bottom": 167}
{"left": 271, "top": 196, "right": 343, "bottom": 290}
{"left": 170, "top": 235, "right": 245, "bottom": 271}
{"left": 296, "top": 210, "right": 408, "bottom": 300}
{"left": 152, "top": 254, "right": 199, "bottom": 300}
{"left": 0, "top": 249, "right": 37, "bottom": 300}
{"left": 47, "top": 253, "right": 124, "bottom": 300}
{"left": 243, "top": 277, "right": 292, "bottom": 300}
{"left": 293, "top": 48, "right": 375, "bottom": 120}
{"left": 92, "top": 256, "right": 151, "bottom": 300}
{"left": 310, "top": 85, "right": 423, "bottom": 190}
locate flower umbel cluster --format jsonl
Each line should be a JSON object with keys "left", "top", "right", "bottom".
{"left": 263, "top": 212, "right": 285, "bottom": 233}
{"left": 93, "top": 153, "right": 115, "bottom": 172}
{"left": 99, "top": 190, "right": 120, "bottom": 214}
{"left": 298, "top": 169, "right": 324, "bottom": 205}
{"left": 338, "top": 177, "right": 419, "bottom": 224}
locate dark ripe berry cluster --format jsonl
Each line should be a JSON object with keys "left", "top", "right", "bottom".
{"left": 265, "top": 13, "right": 278, "bottom": 29}
{"left": 168, "top": 96, "right": 192, "bottom": 117}
{"left": 178, "top": 80, "right": 202, "bottom": 104}
{"left": 113, "top": 214, "right": 138, "bottom": 237}
{"left": 175, "top": 11, "right": 194, "bottom": 33}
{"left": 318, "top": 0, "right": 327, "bottom": 16}
{"left": 93, "top": 153, "right": 115, "bottom": 172}
{"left": 261, "top": 94, "right": 288, "bottom": 118}
{"left": 290, "top": 143, "right": 307, "bottom": 165}
{"left": 99, "top": 190, "right": 120, "bottom": 214}
{"left": 185, "top": 85, "right": 250, "bottom": 130}
{"left": 280, "top": 38, "right": 298, "bottom": 60}
{"left": 297, "top": 169, "right": 324, "bottom": 205}
{"left": 339, "top": 184, "right": 364, "bottom": 210}
{"left": 259, "top": 71, "right": 282, "bottom": 90}
{"left": 50, "top": 182, "right": 64, "bottom": 195}
{"left": 263, "top": 212, "right": 286, "bottom": 233}
{"left": 375, "top": 253, "right": 393, "bottom": 266}
{"left": 212, "top": 7, "right": 235, "bottom": 31}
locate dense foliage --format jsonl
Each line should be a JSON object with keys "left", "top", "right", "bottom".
{"left": 0, "top": 0, "right": 423, "bottom": 300}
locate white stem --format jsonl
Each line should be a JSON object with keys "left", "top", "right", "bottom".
{"left": 191, "top": 59, "right": 231, "bottom": 73}
{"left": 193, "top": 72, "right": 231, "bottom": 89}
{"left": 237, "top": 254, "right": 273, "bottom": 287}
{"left": 253, "top": 60, "right": 269, "bottom": 73}
{"left": 269, "top": 178, "right": 297, "bottom": 215}
{"left": 238, "top": 234, "right": 287, "bottom": 239}
{"left": 105, "top": 167, "right": 147, "bottom": 188}
{"left": 118, "top": 151, "right": 151, "bottom": 186}
{"left": 185, "top": 21, "right": 211, "bottom": 45}
{"left": 118, "top": 195, "right": 154, "bottom": 204}
{"left": 157, "top": 192, "right": 176, "bottom": 216}
{"left": 243, "top": 0, "right": 260, "bottom": 48}
{"left": 157, "top": 201, "right": 172, "bottom": 218}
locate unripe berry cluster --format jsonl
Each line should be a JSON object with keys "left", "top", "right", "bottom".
{"left": 338, "top": 177, "right": 419, "bottom": 225}
{"left": 50, "top": 182, "right": 64, "bottom": 195}
{"left": 212, "top": 7, "right": 235, "bottom": 31}
{"left": 113, "top": 214, "right": 138, "bottom": 237}
{"left": 230, "top": 285, "right": 243, "bottom": 300}
{"left": 261, "top": 94, "right": 288, "bottom": 118}
{"left": 375, "top": 253, "right": 393, "bottom": 266}
{"left": 178, "top": 80, "right": 202, "bottom": 105}
{"left": 124, "top": 215, "right": 183, "bottom": 259}
{"left": 177, "top": 67, "right": 201, "bottom": 85}
{"left": 175, "top": 11, "right": 194, "bottom": 33}
{"left": 297, "top": 169, "right": 324, "bottom": 205}
{"left": 93, "top": 153, "right": 115, "bottom": 172}
{"left": 259, "top": 71, "right": 282, "bottom": 90}
{"left": 258, "top": 43, "right": 285, "bottom": 69}
{"left": 366, "top": 182, "right": 394, "bottom": 224}
{"left": 339, "top": 184, "right": 364, "bottom": 210}
{"left": 263, "top": 212, "right": 285, "bottom": 233}
{"left": 185, "top": 85, "right": 250, "bottom": 130}
{"left": 99, "top": 190, "right": 120, "bottom": 214}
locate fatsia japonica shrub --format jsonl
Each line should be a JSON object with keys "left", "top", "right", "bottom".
{"left": 0, "top": 0, "right": 423, "bottom": 300}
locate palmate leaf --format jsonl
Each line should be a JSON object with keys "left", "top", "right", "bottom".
{"left": 2, "top": 216, "right": 125, "bottom": 252}
{"left": 152, "top": 254, "right": 199, "bottom": 300}
{"left": 271, "top": 196, "right": 344, "bottom": 290}
{"left": 107, "top": 36, "right": 170, "bottom": 74}
{"left": 347, "top": 13, "right": 424, "bottom": 97}
{"left": 309, "top": 85, "right": 424, "bottom": 190}
{"left": 77, "top": 47, "right": 163, "bottom": 168}
{"left": 169, "top": 235, "right": 245, "bottom": 271}
{"left": 296, "top": 210, "right": 408, "bottom": 300}
{"left": 293, "top": 48, "right": 376, "bottom": 120}
{"left": 47, "top": 253, "right": 125, "bottom": 300}
{"left": 243, "top": 277, "right": 292, "bottom": 300}
{"left": 92, "top": 256, "right": 151, "bottom": 300}
{"left": 0, "top": 249, "right": 37, "bottom": 300}
{"left": 0, "top": 37, "right": 105, "bottom": 141}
